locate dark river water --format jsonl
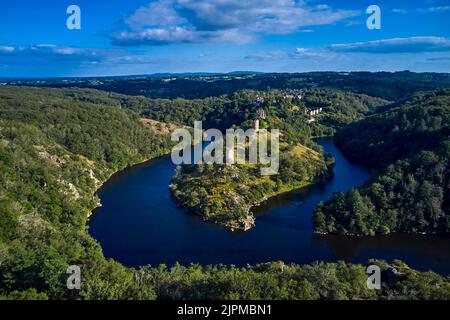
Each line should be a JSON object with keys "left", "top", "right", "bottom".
{"left": 89, "top": 138, "right": 450, "bottom": 275}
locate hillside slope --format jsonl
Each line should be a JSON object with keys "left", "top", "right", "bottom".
{"left": 314, "top": 90, "right": 450, "bottom": 235}
{"left": 0, "top": 86, "right": 448, "bottom": 299}
{"left": 0, "top": 86, "right": 170, "bottom": 299}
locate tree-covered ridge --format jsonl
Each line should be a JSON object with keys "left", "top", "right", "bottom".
{"left": 0, "top": 85, "right": 448, "bottom": 299}
{"left": 140, "top": 88, "right": 388, "bottom": 138}
{"left": 0, "top": 86, "right": 170, "bottom": 298}
{"left": 6, "top": 85, "right": 387, "bottom": 139}
{"left": 313, "top": 90, "right": 450, "bottom": 235}
{"left": 294, "top": 88, "right": 388, "bottom": 132}
{"left": 2, "top": 257, "right": 449, "bottom": 300}
{"left": 0, "top": 86, "right": 171, "bottom": 170}
{"left": 13, "top": 71, "right": 450, "bottom": 100}
{"left": 334, "top": 90, "right": 450, "bottom": 167}
{"left": 132, "top": 260, "right": 450, "bottom": 300}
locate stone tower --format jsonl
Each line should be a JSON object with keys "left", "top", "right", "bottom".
{"left": 258, "top": 108, "right": 266, "bottom": 119}
{"left": 254, "top": 119, "right": 260, "bottom": 131}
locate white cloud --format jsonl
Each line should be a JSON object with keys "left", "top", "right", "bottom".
{"left": 244, "top": 51, "right": 289, "bottom": 61}
{"left": 0, "top": 46, "right": 15, "bottom": 53}
{"left": 0, "top": 45, "right": 101, "bottom": 59}
{"left": 124, "top": 0, "right": 185, "bottom": 30}
{"left": 392, "top": 6, "right": 450, "bottom": 14}
{"left": 427, "top": 56, "right": 450, "bottom": 61}
{"left": 111, "top": 0, "right": 359, "bottom": 46}
{"left": 392, "top": 8, "right": 408, "bottom": 14}
{"left": 245, "top": 47, "right": 329, "bottom": 61}
{"left": 328, "top": 37, "right": 450, "bottom": 53}
{"left": 0, "top": 44, "right": 140, "bottom": 67}
{"left": 112, "top": 27, "right": 196, "bottom": 46}
{"left": 423, "top": 6, "right": 450, "bottom": 12}
{"left": 293, "top": 47, "right": 324, "bottom": 57}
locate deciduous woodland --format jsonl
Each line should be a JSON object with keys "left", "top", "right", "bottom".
{"left": 314, "top": 90, "right": 450, "bottom": 236}
{"left": 0, "top": 72, "right": 449, "bottom": 299}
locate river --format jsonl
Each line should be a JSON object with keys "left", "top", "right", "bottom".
{"left": 89, "top": 138, "right": 450, "bottom": 275}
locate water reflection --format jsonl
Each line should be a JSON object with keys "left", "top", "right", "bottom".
{"left": 89, "top": 138, "right": 450, "bottom": 275}
{"left": 314, "top": 233, "right": 450, "bottom": 263}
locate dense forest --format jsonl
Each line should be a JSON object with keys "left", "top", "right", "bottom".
{"left": 10, "top": 71, "right": 450, "bottom": 100}
{"left": 0, "top": 86, "right": 170, "bottom": 299}
{"left": 139, "top": 89, "right": 388, "bottom": 138}
{"left": 5, "top": 85, "right": 387, "bottom": 138}
{"left": 0, "top": 84, "right": 449, "bottom": 299}
{"left": 314, "top": 90, "right": 450, "bottom": 235}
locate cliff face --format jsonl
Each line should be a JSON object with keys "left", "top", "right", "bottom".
{"left": 223, "top": 215, "right": 255, "bottom": 232}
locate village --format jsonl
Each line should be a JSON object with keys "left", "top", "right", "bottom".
{"left": 253, "top": 89, "right": 327, "bottom": 127}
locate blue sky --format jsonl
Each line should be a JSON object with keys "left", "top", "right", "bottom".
{"left": 1, "top": 0, "right": 450, "bottom": 77}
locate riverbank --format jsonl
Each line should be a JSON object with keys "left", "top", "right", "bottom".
{"left": 170, "top": 143, "right": 334, "bottom": 231}
{"left": 88, "top": 137, "right": 450, "bottom": 273}
{"left": 175, "top": 177, "right": 319, "bottom": 232}
{"left": 87, "top": 149, "right": 172, "bottom": 220}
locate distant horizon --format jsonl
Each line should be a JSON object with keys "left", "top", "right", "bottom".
{"left": 3, "top": 69, "right": 450, "bottom": 81}
{"left": 1, "top": 1, "right": 449, "bottom": 77}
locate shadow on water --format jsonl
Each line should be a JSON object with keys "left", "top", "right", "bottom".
{"left": 313, "top": 233, "right": 450, "bottom": 263}
{"left": 89, "top": 137, "right": 450, "bottom": 275}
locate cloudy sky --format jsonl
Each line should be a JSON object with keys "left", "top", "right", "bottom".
{"left": 1, "top": 0, "right": 449, "bottom": 77}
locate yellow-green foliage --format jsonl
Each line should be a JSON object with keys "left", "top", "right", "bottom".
{"left": 171, "top": 143, "right": 331, "bottom": 230}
